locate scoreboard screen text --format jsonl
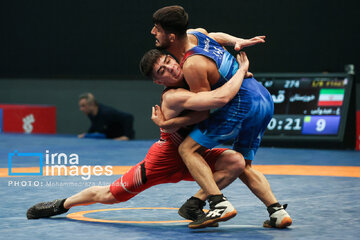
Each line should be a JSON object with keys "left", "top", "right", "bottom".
{"left": 257, "top": 75, "right": 351, "bottom": 137}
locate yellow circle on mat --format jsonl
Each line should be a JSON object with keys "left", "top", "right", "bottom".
{"left": 67, "top": 207, "right": 192, "bottom": 224}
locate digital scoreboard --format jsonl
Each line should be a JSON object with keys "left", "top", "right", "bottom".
{"left": 256, "top": 73, "right": 355, "bottom": 148}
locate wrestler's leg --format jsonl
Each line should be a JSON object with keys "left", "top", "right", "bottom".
{"left": 178, "top": 136, "right": 222, "bottom": 196}
{"left": 233, "top": 114, "right": 292, "bottom": 228}
{"left": 27, "top": 162, "right": 148, "bottom": 219}
{"left": 238, "top": 159, "right": 276, "bottom": 207}
{"left": 193, "top": 150, "right": 245, "bottom": 201}
{"left": 239, "top": 160, "right": 292, "bottom": 228}
{"left": 179, "top": 140, "right": 239, "bottom": 228}
{"left": 178, "top": 149, "right": 244, "bottom": 222}
{"left": 64, "top": 185, "right": 117, "bottom": 209}
{"left": 26, "top": 185, "right": 117, "bottom": 219}
{"left": 65, "top": 160, "right": 149, "bottom": 209}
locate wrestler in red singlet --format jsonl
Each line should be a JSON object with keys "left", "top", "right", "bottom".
{"left": 110, "top": 90, "right": 227, "bottom": 202}
{"left": 110, "top": 125, "right": 226, "bottom": 202}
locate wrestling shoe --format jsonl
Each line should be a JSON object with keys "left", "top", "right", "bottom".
{"left": 263, "top": 203, "right": 292, "bottom": 228}
{"left": 27, "top": 199, "right": 69, "bottom": 219}
{"left": 178, "top": 197, "right": 206, "bottom": 221}
{"left": 178, "top": 197, "right": 219, "bottom": 227}
{"left": 188, "top": 195, "right": 237, "bottom": 229}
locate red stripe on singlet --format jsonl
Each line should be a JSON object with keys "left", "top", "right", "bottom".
{"left": 180, "top": 50, "right": 195, "bottom": 68}
{"left": 169, "top": 132, "right": 183, "bottom": 146}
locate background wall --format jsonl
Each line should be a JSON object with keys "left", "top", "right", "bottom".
{"left": 0, "top": 0, "right": 359, "bottom": 139}
{"left": 0, "top": 79, "right": 163, "bottom": 139}
{"left": 1, "top": 0, "right": 359, "bottom": 77}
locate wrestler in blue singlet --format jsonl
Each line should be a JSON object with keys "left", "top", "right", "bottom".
{"left": 183, "top": 31, "right": 274, "bottom": 160}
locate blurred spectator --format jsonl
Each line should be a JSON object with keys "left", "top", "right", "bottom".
{"left": 78, "top": 93, "right": 135, "bottom": 140}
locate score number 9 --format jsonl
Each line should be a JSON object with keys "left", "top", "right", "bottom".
{"left": 316, "top": 119, "right": 326, "bottom": 132}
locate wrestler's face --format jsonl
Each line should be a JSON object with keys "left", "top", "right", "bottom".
{"left": 151, "top": 24, "right": 172, "bottom": 49}
{"left": 152, "top": 54, "right": 184, "bottom": 87}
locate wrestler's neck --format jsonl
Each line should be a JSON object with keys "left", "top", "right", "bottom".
{"left": 167, "top": 36, "right": 195, "bottom": 63}
{"left": 164, "top": 80, "right": 188, "bottom": 89}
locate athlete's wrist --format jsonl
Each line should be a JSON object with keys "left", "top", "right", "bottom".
{"left": 236, "top": 68, "right": 247, "bottom": 76}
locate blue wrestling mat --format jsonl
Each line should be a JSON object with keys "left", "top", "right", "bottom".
{"left": 1, "top": 133, "right": 360, "bottom": 239}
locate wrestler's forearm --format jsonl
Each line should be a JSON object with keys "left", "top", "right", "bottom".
{"left": 160, "top": 110, "right": 209, "bottom": 129}
{"left": 188, "top": 28, "right": 240, "bottom": 47}
{"left": 183, "top": 68, "right": 247, "bottom": 111}
{"left": 208, "top": 32, "right": 241, "bottom": 46}
{"left": 209, "top": 32, "right": 266, "bottom": 51}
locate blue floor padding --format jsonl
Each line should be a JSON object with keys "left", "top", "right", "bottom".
{"left": 1, "top": 134, "right": 360, "bottom": 239}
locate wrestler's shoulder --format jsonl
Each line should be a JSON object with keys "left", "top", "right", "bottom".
{"left": 183, "top": 55, "right": 209, "bottom": 71}
{"left": 163, "top": 88, "right": 188, "bottom": 96}
{"left": 187, "top": 28, "right": 208, "bottom": 35}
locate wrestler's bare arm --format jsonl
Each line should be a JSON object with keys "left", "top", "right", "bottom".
{"left": 152, "top": 104, "right": 208, "bottom": 131}
{"left": 209, "top": 32, "right": 265, "bottom": 51}
{"left": 188, "top": 28, "right": 266, "bottom": 51}
{"left": 169, "top": 57, "right": 248, "bottom": 111}
{"left": 183, "top": 56, "right": 212, "bottom": 93}
{"left": 152, "top": 87, "right": 210, "bottom": 132}
{"left": 152, "top": 52, "right": 249, "bottom": 130}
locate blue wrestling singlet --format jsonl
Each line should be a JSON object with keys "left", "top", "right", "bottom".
{"left": 182, "top": 31, "right": 274, "bottom": 160}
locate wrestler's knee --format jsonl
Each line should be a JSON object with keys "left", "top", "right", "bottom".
{"left": 109, "top": 181, "right": 137, "bottom": 203}
{"left": 178, "top": 139, "right": 192, "bottom": 160}
{"left": 239, "top": 159, "right": 255, "bottom": 180}
{"left": 178, "top": 137, "right": 205, "bottom": 161}
{"left": 243, "top": 159, "right": 254, "bottom": 173}
{"left": 218, "top": 150, "right": 245, "bottom": 176}
{"left": 91, "top": 186, "right": 118, "bottom": 204}
{"left": 101, "top": 186, "right": 119, "bottom": 204}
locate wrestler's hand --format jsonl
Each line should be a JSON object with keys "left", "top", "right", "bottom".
{"left": 245, "top": 71, "right": 253, "bottom": 78}
{"left": 234, "top": 36, "right": 265, "bottom": 51}
{"left": 151, "top": 105, "right": 165, "bottom": 127}
{"left": 236, "top": 51, "right": 249, "bottom": 73}
{"left": 151, "top": 105, "right": 179, "bottom": 133}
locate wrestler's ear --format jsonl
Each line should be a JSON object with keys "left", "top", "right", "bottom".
{"left": 169, "top": 33, "right": 176, "bottom": 42}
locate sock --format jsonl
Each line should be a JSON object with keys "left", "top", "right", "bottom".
{"left": 189, "top": 196, "right": 205, "bottom": 208}
{"left": 267, "top": 202, "right": 281, "bottom": 208}
{"left": 207, "top": 194, "right": 225, "bottom": 206}
{"left": 190, "top": 196, "right": 205, "bottom": 203}
{"left": 267, "top": 202, "right": 281, "bottom": 215}
{"left": 59, "top": 198, "right": 69, "bottom": 211}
